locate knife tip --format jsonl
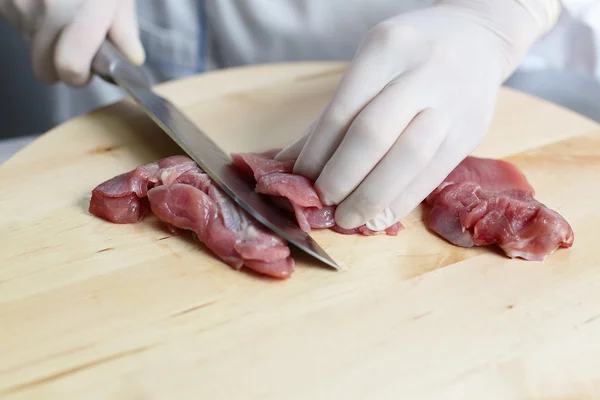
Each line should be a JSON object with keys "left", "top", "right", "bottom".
{"left": 314, "top": 253, "right": 342, "bottom": 271}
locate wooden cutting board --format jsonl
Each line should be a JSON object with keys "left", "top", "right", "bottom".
{"left": 1, "top": 62, "right": 599, "bottom": 400}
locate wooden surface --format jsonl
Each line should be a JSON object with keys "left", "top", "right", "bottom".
{"left": 1, "top": 62, "right": 600, "bottom": 399}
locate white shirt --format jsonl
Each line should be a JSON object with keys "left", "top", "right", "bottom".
{"left": 49, "top": 0, "right": 600, "bottom": 127}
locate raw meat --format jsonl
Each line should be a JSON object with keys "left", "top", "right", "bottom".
{"left": 426, "top": 156, "right": 574, "bottom": 261}
{"left": 231, "top": 151, "right": 405, "bottom": 236}
{"left": 89, "top": 156, "right": 294, "bottom": 279}
{"left": 89, "top": 150, "right": 574, "bottom": 278}
{"left": 89, "top": 156, "right": 197, "bottom": 224}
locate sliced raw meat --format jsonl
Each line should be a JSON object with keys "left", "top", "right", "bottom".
{"left": 426, "top": 156, "right": 574, "bottom": 261}
{"left": 88, "top": 156, "right": 197, "bottom": 224}
{"left": 255, "top": 173, "right": 322, "bottom": 208}
{"left": 231, "top": 151, "right": 404, "bottom": 236}
{"left": 89, "top": 156, "right": 294, "bottom": 279}
{"left": 231, "top": 151, "right": 294, "bottom": 181}
{"left": 90, "top": 150, "right": 574, "bottom": 280}
{"left": 88, "top": 172, "right": 150, "bottom": 224}
{"left": 305, "top": 206, "right": 336, "bottom": 229}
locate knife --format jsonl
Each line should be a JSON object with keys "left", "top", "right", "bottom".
{"left": 91, "top": 41, "right": 340, "bottom": 270}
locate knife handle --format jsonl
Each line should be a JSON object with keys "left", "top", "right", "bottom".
{"left": 92, "top": 40, "right": 152, "bottom": 88}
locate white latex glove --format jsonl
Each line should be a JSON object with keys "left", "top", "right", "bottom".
{"left": 0, "top": 0, "right": 145, "bottom": 86}
{"left": 276, "top": 0, "right": 561, "bottom": 231}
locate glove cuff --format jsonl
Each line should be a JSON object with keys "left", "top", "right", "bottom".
{"left": 436, "top": 0, "right": 563, "bottom": 81}
{"left": 513, "top": 0, "right": 561, "bottom": 35}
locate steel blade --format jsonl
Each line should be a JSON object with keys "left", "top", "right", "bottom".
{"left": 110, "top": 74, "right": 340, "bottom": 270}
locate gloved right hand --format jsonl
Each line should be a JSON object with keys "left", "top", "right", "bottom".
{"left": 275, "top": 0, "right": 561, "bottom": 232}
{"left": 0, "top": 0, "right": 145, "bottom": 86}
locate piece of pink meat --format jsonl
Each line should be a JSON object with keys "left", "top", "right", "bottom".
{"left": 231, "top": 151, "right": 405, "bottom": 236}
{"left": 90, "top": 151, "right": 574, "bottom": 279}
{"left": 426, "top": 156, "right": 574, "bottom": 261}
{"left": 89, "top": 156, "right": 294, "bottom": 279}
{"left": 88, "top": 155, "right": 197, "bottom": 224}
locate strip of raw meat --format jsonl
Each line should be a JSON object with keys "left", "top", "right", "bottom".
{"left": 426, "top": 156, "right": 574, "bottom": 261}
{"left": 231, "top": 151, "right": 404, "bottom": 236}
{"left": 90, "top": 150, "right": 574, "bottom": 280}
{"left": 89, "top": 156, "right": 294, "bottom": 279}
{"left": 88, "top": 155, "right": 197, "bottom": 224}
{"left": 231, "top": 151, "right": 295, "bottom": 181}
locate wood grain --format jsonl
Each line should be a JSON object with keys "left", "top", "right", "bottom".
{"left": 1, "top": 62, "right": 599, "bottom": 400}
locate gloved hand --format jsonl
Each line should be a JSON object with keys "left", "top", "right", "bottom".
{"left": 276, "top": 0, "right": 561, "bottom": 231}
{"left": 0, "top": 0, "right": 145, "bottom": 86}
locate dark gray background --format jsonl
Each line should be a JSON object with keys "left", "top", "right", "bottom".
{"left": 0, "top": 20, "right": 54, "bottom": 139}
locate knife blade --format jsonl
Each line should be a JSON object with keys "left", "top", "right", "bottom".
{"left": 91, "top": 41, "right": 340, "bottom": 270}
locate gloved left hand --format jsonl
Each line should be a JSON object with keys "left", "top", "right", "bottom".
{"left": 276, "top": 0, "right": 560, "bottom": 231}
{"left": 0, "top": 0, "right": 145, "bottom": 86}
